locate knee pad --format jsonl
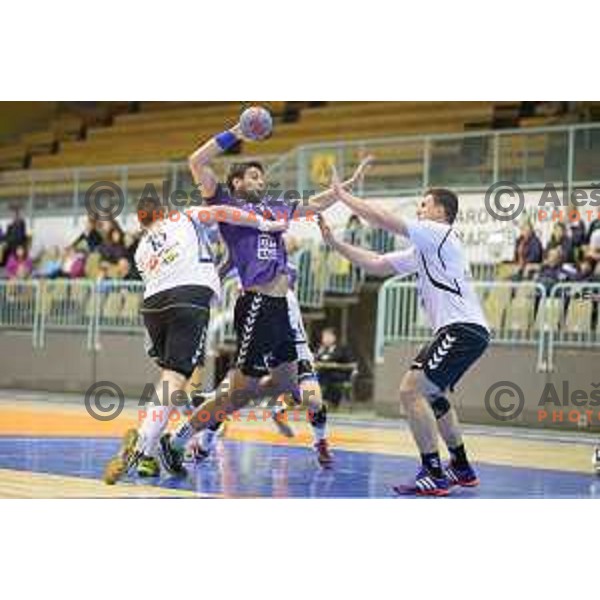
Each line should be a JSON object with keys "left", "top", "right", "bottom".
{"left": 428, "top": 394, "right": 451, "bottom": 420}
{"left": 309, "top": 403, "right": 328, "bottom": 427}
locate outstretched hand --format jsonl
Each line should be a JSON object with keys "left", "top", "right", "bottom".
{"left": 349, "top": 154, "right": 374, "bottom": 186}
{"left": 318, "top": 215, "right": 335, "bottom": 247}
{"left": 330, "top": 163, "right": 343, "bottom": 197}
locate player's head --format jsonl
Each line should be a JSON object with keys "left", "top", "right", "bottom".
{"left": 137, "top": 196, "right": 163, "bottom": 228}
{"left": 226, "top": 161, "right": 266, "bottom": 203}
{"left": 321, "top": 327, "right": 337, "bottom": 347}
{"left": 418, "top": 188, "right": 459, "bottom": 224}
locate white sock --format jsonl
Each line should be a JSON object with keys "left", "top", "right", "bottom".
{"left": 139, "top": 405, "right": 171, "bottom": 456}
{"left": 202, "top": 428, "right": 218, "bottom": 452}
{"left": 312, "top": 424, "right": 327, "bottom": 443}
{"left": 272, "top": 404, "right": 287, "bottom": 417}
{"left": 172, "top": 419, "right": 196, "bottom": 450}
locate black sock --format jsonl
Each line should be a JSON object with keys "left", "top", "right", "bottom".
{"left": 449, "top": 444, "right": 469, "bottom": 468}
{"left": 421, "top": 452, "right": 443, "bottom": 478}
{"left": 209, "top": 420, "right": 222, "bottom": 432}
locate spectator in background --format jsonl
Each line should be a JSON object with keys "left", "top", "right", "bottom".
{"left": 124, "top": 230, "right": 142, "bottom": 281}
{"left": 60, "top": 246, "right": 86, "bottom": 278}
{"left": 575, "top": 257, "right": 597, "bottom": 282}
{"left": 585, "top": 225, "right": 600, "bottom": 265}
{"left": 36, "top": 246, "right": 63, "bottom": 279}
{"left": 0, "top": 223, "right": 5, "bottom": 266}
{"left": 546, "top": 222, "right": 573, "bottom": 263}
{"left": 568, "top": 216, "right": 587, "bottom": 261}
{"left": 534, "top": 247, "right": 573, "bottom": 293}
{"left": 588, "top": 217, "right": 600, "bottom": 243}
{"left": 99, "top": 228, "right": 128, "bottom": 264}
{"left": 114, "top": 257, "right": 132, "bottom": 280}
{"left": 314, "top": 327, "right": 356, "bottom": 410}
{"left": 514, "top": 221, "right": 543, "bottom": 278}
{"left": 100, "top": 218, "right": 124, "bottom": 241}
{"left": 344, "top": 214, "right": 364, "bottom": 245}
{"left": 6, "top": 245, "right": 33, "bottom": 280}
{"left": 2, "top": 206, "right": 27, "bottom": 267}
{"left": 71, "top": 217, "right": 103, "bottom": 254}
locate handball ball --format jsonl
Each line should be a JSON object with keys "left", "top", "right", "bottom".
{"left": 240, "top": 106, "right": 273, "bottom": 141}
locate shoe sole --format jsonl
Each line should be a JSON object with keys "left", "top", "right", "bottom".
{"left": 103, "top": 429, "right": 140, "bottom": 485}
{"left": 448, "top": 477, "right": 480, "bottom": 489}
{"left": 393, "top": 485, "right": 450, "bottom": 497}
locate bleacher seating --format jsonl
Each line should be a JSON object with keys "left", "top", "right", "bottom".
{"left": 4, "top": 101, "right": 592, "bottom": 174}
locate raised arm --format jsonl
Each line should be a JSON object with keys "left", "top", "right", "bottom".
{"left": 186, "top": 205, "right": 288, "bottom": 233}
{"left": 330, "top": 166, "right": 408, "bottom": 237}
{"left": 188, "top": 123, "right": 245, "bottom": 199}
{"left": 294, "top": 155, "right": 374, "bottom": 216}
{"left": 318, "top": 216, "right": 396, "bottom": 277}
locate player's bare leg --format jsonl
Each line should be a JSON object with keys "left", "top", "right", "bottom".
{"left": 185, "top": 365, "right": 205, "bottom": 399}
{"left": 300, "top": 378, "right": 333, "bottom": 467}
{"left": 433, "top": 401, "right": 479, "bottom": 487}
{"left": 393, "top": 370, "right": 449, "bottom": 496}
{"left": 399, "top": 370, "right": 440, "bottom": 455}
{"left": 164, "top": 364, "right": 299, "bottom": 471}
{"left": 104, "top": 368, "right": 187, "bottom": 484}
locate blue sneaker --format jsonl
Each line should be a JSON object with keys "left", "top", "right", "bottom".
{"left": 393, "top": 467, "right": 450, "bottom": 497}
{"left": 445, "top": 462, "right": 480, "bottom": 488}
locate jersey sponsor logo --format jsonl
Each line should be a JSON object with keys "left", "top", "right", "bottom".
{"left": 257, "top": 234, "right": 278, "bottom": 261}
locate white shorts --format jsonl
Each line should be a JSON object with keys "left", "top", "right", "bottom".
{"left": 286, "top": 290, "right": 314, "bottom": 364}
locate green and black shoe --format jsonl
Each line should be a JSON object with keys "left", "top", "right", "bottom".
{"left": 158, "top": 433, "right": 187, "bottom": 477}
{"left": 137, "top": 455, "right": 160, "bottom": 478}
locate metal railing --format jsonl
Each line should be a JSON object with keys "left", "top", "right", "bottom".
{"left": 295, "top": 247, "right": 327, "bottom": 309}
{"left": 2, "top": 123, "right": 599, "bottom": 222}
{"left": 546, "top": 282, "right": 600, "bottom": 369}
{"left": 375, "top": 278, "right": 552, "bottom": 368}
{"left": 295, "top": 122, "right": 600, "bottom": 198}
{"left": 2, "top": 279, "right": 598, "bottom": 370}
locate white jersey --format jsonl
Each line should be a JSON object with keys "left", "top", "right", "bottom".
{"left": 384, "top": 219, "right": 488, "bottom": 333}
{"left": 135, "top": 215, "right": 221, "bottom": 300}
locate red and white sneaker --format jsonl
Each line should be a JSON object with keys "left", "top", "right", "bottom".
{"left": 314, "top": 439, "right": 334, "bottom": 469}
{"left": 184, "top": 439, "right": 210, "bottom": 464}
{"left": 445, "top": 462, "right": 480, "bottom": 488}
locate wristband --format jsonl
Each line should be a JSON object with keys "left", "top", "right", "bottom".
{"left": 215, "top": 130, "right": 238, "bottom": 152}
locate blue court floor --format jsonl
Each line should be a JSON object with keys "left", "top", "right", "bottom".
{"left": 1, "top": 434, "right": 599, "bottom": 498}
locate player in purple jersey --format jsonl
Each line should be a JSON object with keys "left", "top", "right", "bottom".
{"left": 185, "top": 251, "right": 333, "bottom": 467}
{"left": 158, "top": 117, "right": 371, "bottom": 474}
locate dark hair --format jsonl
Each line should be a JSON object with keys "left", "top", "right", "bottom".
{"left": 137, "top": 196, "right": 163, "bottom": 227}
{"left": 226, "top": 161, "right": 265, "bottom": 194}
{"left": 425, "top": 188, "right": 459, "bottom": 224}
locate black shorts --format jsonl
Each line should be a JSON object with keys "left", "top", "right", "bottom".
{"left": 411, "top": 322, "right": 490, "bottom": 393}
{"left": 234, "top": 291, "right": 297, "bottom": 378}
{"left": 142, "top": 285, "right": 213, "bottom": 379}
{"left": 247, "top": 359, "right": 315, "bottom": 383}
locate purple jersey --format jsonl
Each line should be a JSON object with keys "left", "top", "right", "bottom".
{"left": 208, "top": 184, "right": 293, "bottom": 289}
